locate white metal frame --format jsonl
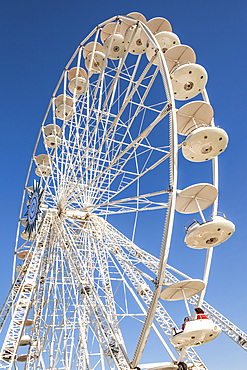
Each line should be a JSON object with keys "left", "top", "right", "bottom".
{"left": 0, "top": 14, "right": 245, "bottom": 370}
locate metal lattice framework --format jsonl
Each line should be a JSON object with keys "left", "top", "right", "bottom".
{"left": 0, "top": 13, "right": 246, "bottom": 370}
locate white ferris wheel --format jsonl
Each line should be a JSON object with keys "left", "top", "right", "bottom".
{"left": 0, "top": 12, "right": 246, "bottom": 370}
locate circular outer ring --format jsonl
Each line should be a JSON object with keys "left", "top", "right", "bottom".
{"left": 130, "top": 19, "right": 178, "bottom": 367}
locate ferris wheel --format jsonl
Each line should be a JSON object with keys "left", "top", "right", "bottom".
{"left": 0, "top": 12, "right": 246, "bottom": 370}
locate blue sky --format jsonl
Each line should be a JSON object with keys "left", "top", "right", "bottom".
{"left": 0, "top": 1, "right": 246, "bottom": 369}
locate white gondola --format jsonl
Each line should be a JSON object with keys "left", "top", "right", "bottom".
{"left": 68, "top": 66, "right": 88, "bottom": 95}
{"left": 16, "top": 319, "right": 33, "bottom": 327}
{"left": 160, "top": 280, "right": 205, "bottom": 300}
{"left": 164, "top": 44, "right": 196, "bottom": 73}
{"left": 24, "top": 319, "right": 33, "bottom": 327}
{"left": 55, "top": 94, "right": 73, "bottom": 120}
{"left": 17, "top": 249, "right": 30, "bottom": 260}
{"left": 161, "top": 280, "right": 220, "bottom": 348}
{"left": 171, "top": 63, "right": 207, "bottom": 100}
{"left": 176, "top": 101, "right": 213, "bottom": 136}
{"left": 19, "top": 334, "right": 30, "bottom": 346}
{"left": 182, "top": 126, "right": 228, "bottom": 162}
{"left": 184, "top": 215, "right": 235, "bottom": 249}
{"left": 17, "top": 354, "right": 29, "bottom": 362}
{"left": 20, "top": 231, "right": 30, "bottom": 240}
{"left": 44, "top": 124, "right": 62, "bottom": 149}
{"left": 171, "top": 319, "right": 221, "bottom": 348}
{"left": 141, "top": 16, "right": 172, "bottom": 46}
{"left": 146, "top": 31, "right": 180, "bottom": 61}
{"left": 176, "top": 100, "right": 228, "bottom": 161}
{"left": 176, "top": 183, "right": 218, "bottom": 214}
{"left": 35, "top": 153, "right": 49, "bottom": 166}
{"left": 139, "top": 361, "right": 187, "bottom": 370}
{"left": 101, "top": 23, "right": 126, "bottom": 59}
{"left": 35, "top": 164, "right": 51, "bottom": 177}
{"left": 146, "top": 31, "right": 180, "bottom": 65}
{"left": 142, "top": 17, "right": 178, "bottom": 65}
{"left": 122, "top": 12, "right": 147, "bottom": 55}
{"left": 35, "top": 154, "right": 51, "bottom": 177}
{"left": 83, "top": 42, "right": 107, "bottom": 73}
{"left": 21, "top": 218, "right": 28, "bottom": 227}
{"left": 16, "top": 265, "right": 22, "bottom": 273}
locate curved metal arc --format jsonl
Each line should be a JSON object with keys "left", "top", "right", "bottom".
{"left": 129, "top": 21, "right": 178, "bottom": 368}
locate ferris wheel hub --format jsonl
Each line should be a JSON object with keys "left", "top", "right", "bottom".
{"left": 65, "top": 209, "right": 89, "bottom": 220}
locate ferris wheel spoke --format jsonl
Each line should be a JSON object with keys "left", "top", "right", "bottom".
{"left": 88, "top": 218, "right": 179, "bottom": 361}
{"left": 87, "top": 68, "right": 121, "bottom": 202}
{"left": 56, "top": 220, "right": 132, "bottom": 369}
{"left": 68, "top": 45, "right": 104, "bottom": 172}
{"left": 65, "top": 27, "right": 136, "bottom": 192}
{"left": 90, "top": 70, "right": 161, "bottom": 204}
{"left": 66, "top": 103, "right": 170, "bottom": 209}
{"left": 94, "top": 218, "right": 208, "bottom": 369}
{"left": 86, "top": 68, "right": 160, "bottom": 200}
{"left": 65, "top": 53, "right": 157, "bottom": 204}
{"left": 89, "top": 189, "right": 170, "bottom": 214}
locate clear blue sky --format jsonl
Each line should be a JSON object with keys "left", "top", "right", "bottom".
{"left": 0, "top": 1, "right": 246, "bottom": 369}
